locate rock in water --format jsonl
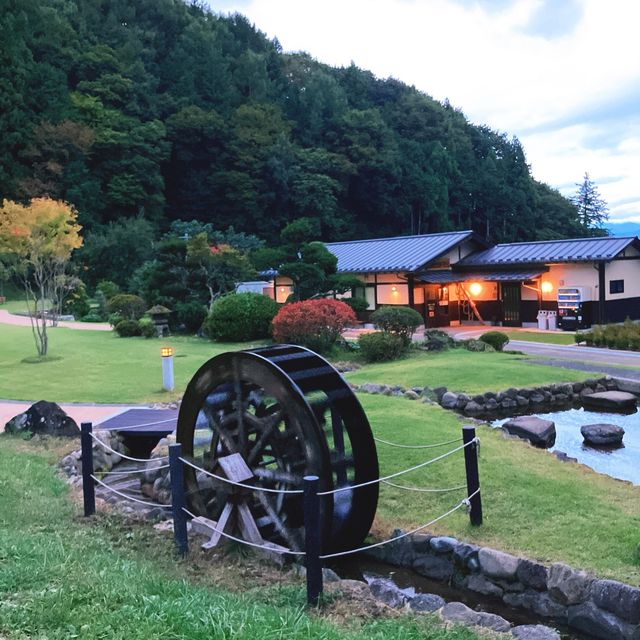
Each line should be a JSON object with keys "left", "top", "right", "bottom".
{"left": 5, "top": 400, "right": 79, "bottom": 437}
{"left": 581, "top": 391, "right": 637, "bottom": 412}
{"left": 580, "top": 423, "right": 625, "bottom": 446}
{"left": 502, "top": 416, "right": 556, "bottom": 448}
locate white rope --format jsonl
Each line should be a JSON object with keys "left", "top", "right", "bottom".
{"left": 99, "top": 417, "right": 176, "bottom": 432}
{"left": 374, "top": 436, "right": 462, "bottom": 450}
{"left": 98, "top": 464, "right": 170, "bottom": 476}
{"left": 319, "top": 488, "right": 481, "bottom": 560}
{"left": 91, "top": 474, "right": 172, "bottom": 508}
{"left": 179, "top": 457, "right": 304, "bottom": 495}
{"left": 382, "top": 480, "right": 467, "bottom": 493}
{"left": 318, "top": 437, "right": 479, "bottom": 496}
{"left": 182, "top": 507, "right": 305, "bottom": 555}
{"left": 89, "top": 432, "right": 169, "bottom": 463}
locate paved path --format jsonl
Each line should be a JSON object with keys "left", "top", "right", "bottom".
{"left": 0, "top": 309, "right": 110, "bottom": 331}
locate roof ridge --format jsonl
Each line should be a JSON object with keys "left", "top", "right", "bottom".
{"left": 326, "top": 230, "right": 472, "bottom": 246}
{"left": 491, "top": 236, "right": 633, "bottom": 248}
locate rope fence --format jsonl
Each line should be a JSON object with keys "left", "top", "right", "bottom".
{"left": 79, "top": 420, "right": 483, "bottom": 608}
{"left": 89, "top": 431, "right": 169, "bottom": 463}
{"left": 373, "top": 436, "right": 462, "bottom": 449}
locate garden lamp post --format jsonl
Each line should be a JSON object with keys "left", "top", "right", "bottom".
{"left": 161, "top": 347, "right": 174, "bottom": 391}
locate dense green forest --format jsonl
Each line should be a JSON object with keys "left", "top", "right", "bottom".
{"left": 2, "top": 0, "right": 587, "bottom": 248}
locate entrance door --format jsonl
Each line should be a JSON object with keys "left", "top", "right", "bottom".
{"left": 502, "top": 283, "right": 521, "bottom": 326}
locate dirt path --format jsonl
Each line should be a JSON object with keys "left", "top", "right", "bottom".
{"left": 0, "top": 309, "right": 110, "bottom": 331}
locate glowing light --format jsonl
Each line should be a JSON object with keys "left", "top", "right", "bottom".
{"left": 161, "top": 347, "right": 173, "bottom": 357}
{"left": 391, "top": 286, "right": 398, "bottom": 293}
{"left": 279, "top": 287, "right": 286, "bottom": 292}
{"left": 469, "top": 282, "right": 482, "bottom": 297}
{"left": 541, "top": 281, "right": 553, "bottom": 294}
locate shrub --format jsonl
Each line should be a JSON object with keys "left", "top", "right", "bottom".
{"left": 479, "top": 331, "right": 509, "bottom": 352}
{"left": 358, "top": 331, "right": 405, "bottom": 362}
{"left": 107, "top": 312, "right": 123, "bottom": 328}
{"left": 342, "top": 297, "right": 369, "bottom": 314}
{"left": 115, "top": 319, "right": 141, "bottom": 337}
{"left": 138, "top": 316, "right": 157, "bottom": 338}
{"left": 272, "top": 298, "right": 356, "bottom": 352}
{"left": 422, "top": 329, "right": 454, "bottom": 351}
{"left": 205, "top": 293, "right": 279, "bottom": 342}
{"left": 107, "top": 294, "right": 146, "bottom": 320}
{"left": 96, "top": 280, "right": 120, "bottom": 301}
{"left": 371, "top": 306, "right": 423, "bottom": 345}
{"left": 465, "top": 339, "right": 495, "bottom": 352}
{"left": 80, "top": 313, "right": 104, "bottom": 323}
{"left": 175, "top": 300, "right": 207, "bottom": 334}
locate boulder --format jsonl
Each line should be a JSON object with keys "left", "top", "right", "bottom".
{"left": 368, "top": 579, "right": 407, "bottom": 608}
{"left": 511, "top": 624, "right": 561, "bottom": 640}
{"left": 463, "top": 401, "right": 484, "bottom": 416}
{"left": 409, "top": 593, "right": 446, "bottom": 613}
{"left": 452, "top": 543, "right": 480, "bottom": 571}
{"left": 503, "top": 592, "right": 567, "bottom": 620}
{"left": 5, "top": 400, "right": 79, "bottom": 437}
{"left": 591, "top": 579, "right": 640, "bottom": 624}
{"left": 568, "top": 602, "right": 637, "bottom": 640}
{"left": 440, "top": 392, "right": 459, "bottom": 409}
{"left": 467, "top": 574, "right": 504, "bottom": 597}
{"left": 502, "top": 416, "right": 556, "bottom": 448}
{"left": 580, "top": 423, "right": 625, "bottom": 446}
{"left": 430, "top": 536, "right": 458, "bottom": 553}
{"left": 581, "top": 391, "right": 637, "bottom": 412}
{"left": 547, "top": 563, "right": 592, "bottom": 605}
{"left": 517, "top": 559, "right": 548, "bottom": 591}
{"left": 440, "top": 602, "right": 510, "bottom": 633}
{"left": 478, "top": 548, "right": 520, "bottom": 580}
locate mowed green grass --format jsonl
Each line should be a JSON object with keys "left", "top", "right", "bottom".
{"left": 347, "top": 349, "right": 593, "bottom": 394}
{"left": 502, "top": 331, "right": 576, "bottom": 345}
{"left": 0, "top": 437, "right": 481, "bottom": 640}
{"left": 361, "top": 395, "right": 640, "bottom": 585}
{"left": 0, "top": 324, "right": 261, "bottom": 403}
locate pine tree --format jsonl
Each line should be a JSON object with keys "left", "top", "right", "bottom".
{"left": 572, "top": 172, "right": 609, "bottom": 233}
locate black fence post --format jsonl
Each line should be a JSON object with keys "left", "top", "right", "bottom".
{"left": 303, "top": 475, "right": 323, "bottom": 606}
{"left": 81, "top": 422, "right": 95, "bottom": 517}
{"left": 169, "top": 443, "right": 189, "bottom": 557}
{"left": 462, "top": 426, "right": 483, "bottom": 526}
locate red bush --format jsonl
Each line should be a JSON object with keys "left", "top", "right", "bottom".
{"left": 272, "top": 299, "right": 356, "bottom": 352}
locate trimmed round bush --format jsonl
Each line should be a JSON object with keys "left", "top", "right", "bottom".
{"left": 342, "top": 297, "right": 369, "bottom": 314}
{"left": 204, "top": 292, "right": 279, "bottom": 342}
{"left": 107, "top": 294, "right": 146, "bottom": 320}
{"left": 115, "top": 319, "right": 142, "bottom": 337}
{"left": 479, "top": 331, "right": 509, "bottom": 352}
{"left": 80, "top": 313, "right": 104, "bottom": 323}
{"left": 371, "top": 306, "right": 423, "bottom": 345}
{"left": 175, "top": 300, "right": 207, "bottom": 334}
{"left": 138, "top": 316, "right": 157, "bottom": 338}
{"left": 272, "top": 298, "right": 356, "bottom": 353}
{"left": 358, "top": 331, "right": 405, "bottom": 362}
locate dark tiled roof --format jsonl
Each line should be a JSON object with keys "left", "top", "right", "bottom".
{"left": 416, "top": 269, "right": 546, "bottom": 284}
{"left": 326, "top": 231, "right": 476, "bottom": 273}
{"left": 459, "top": 236, "right": 640, "bottom": 266}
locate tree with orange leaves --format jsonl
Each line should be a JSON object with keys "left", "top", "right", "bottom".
{"left": 0, "top": 198, "right": 82, "bottom": 357}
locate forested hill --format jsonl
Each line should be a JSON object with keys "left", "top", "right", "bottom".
{"left": 2, "top": 0, "right": 586, "bottom": 244}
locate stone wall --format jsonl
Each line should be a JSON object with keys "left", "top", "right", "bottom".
{"left": 351, "top": 377, "right": 620, "bottom": 418}
{"left": 366, "top": 531, "right": 640, "bottom": 639}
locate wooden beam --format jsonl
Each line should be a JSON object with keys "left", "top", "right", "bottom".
{"left": 459, "top": 284, "right": 486, "bottom": 324}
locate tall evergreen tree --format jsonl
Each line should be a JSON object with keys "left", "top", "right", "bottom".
{"left": 572, "top": 172, "right": 609, "bottom": 234}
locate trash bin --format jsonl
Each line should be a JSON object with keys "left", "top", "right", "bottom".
{"left": 547, "top": 310, "right": 558, "bottom": 331}
{"left": 537, "top": 310, "right": 549, "bottom": 330}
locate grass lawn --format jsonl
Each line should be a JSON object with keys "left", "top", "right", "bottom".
{"left": 502, "top": 331, "right": 576, "bottom": 346}
{"left": 347, "top": 349, "right": 595, "bottom": 394}
{"left": 362, "top": 395, "right": 640, "bottom": 585}
{"left": 0, "top": 436, "right": 482, "bottom": 640}
{"left": 0, "top": 324, "right": 261, "bottom": 403}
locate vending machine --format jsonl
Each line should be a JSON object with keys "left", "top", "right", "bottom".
{"left": 557, "top": 286, "right": 590, "bottom": 330}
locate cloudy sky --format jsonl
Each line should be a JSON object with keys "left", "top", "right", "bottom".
{"left": 208, "top": 0, "right": 640, "bottom": 223}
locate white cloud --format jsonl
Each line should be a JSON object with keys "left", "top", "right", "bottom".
{"left": 207, "top": 0, "right": 640, "bottom": 222}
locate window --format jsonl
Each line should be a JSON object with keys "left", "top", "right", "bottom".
{"left": 609, "top": 280, "right": 624, "bottom": 294}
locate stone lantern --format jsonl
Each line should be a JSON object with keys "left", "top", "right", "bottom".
{"left": 147, "top": 305, "right": 171, "bottom": 337}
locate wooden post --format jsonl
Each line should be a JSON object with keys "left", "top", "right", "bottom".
{"left": 304, "top": 475, "right": 322, "bottom": 606}
{"left": 80, "top": 422, "right": 95, "bottom": 517}
{"left": 463, "top": 426, "right": 483, "bottom": 526}
{"left": 169, "top": 443, "right": 189, "bottom": 557}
